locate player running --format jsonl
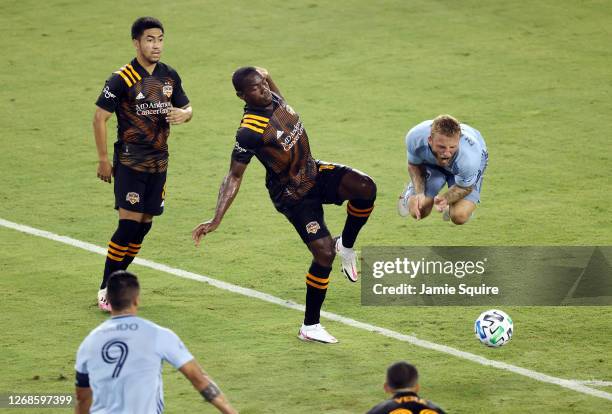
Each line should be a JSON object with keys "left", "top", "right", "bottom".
{"left": 74, "top": 271, "right": 237, "bottom": 414}
{"left": 93, "top": 17, "right": 193, "bottom": 311}
{"left": 192, "top": 67, "right": 376, "bottom": 344}
{"left": 398, "top": 115, "right": 488, "bottom": 224}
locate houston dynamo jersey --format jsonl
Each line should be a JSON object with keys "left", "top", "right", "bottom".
{"left": 406, "top": 120, "right": 487, "bottom": 188}
{"left": 367, "top": 391, "right": 446, "bottom": 414}
{"left": 95, "top": 58, "right": 189, "bottom": 173}
{"left": 75, "top": 315, "right": 193, "bottom": 414}
{"left": 231, "top": 93, "right": 317, "bottom": 209}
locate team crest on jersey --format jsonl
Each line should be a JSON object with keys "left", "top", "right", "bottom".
{"left": 305, "top": 221, "right": 320, "bottom": 234}
{"left": 126, "top": 192, "right": 140, "bottom": 205}
{"left": 162, "top": 82, "right": 173, "bottom": 98}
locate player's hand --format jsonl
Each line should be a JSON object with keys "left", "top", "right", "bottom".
{"left": 413, "top": 193, "right": 427, "bottom": 220}
{"left": 166, "top": 107, "right": 190, "bottom": 125}
{"left": 192, "top": 219, "right": 220, "bottom": 247}
{"left": 97, "top": 160, "right": 113, "bottom": 183}
{"left": 255, "top": 66, "right": 269, "bottom": 79}
{"left": 434, "top": 195, "right": 448, "bottom": 212}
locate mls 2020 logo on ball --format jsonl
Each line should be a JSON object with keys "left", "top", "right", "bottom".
{"left": 474, "top": 309, "right": 513, "bottom": 347}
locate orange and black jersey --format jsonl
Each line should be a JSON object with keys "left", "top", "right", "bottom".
{"left": 231, "top": 92, "right": 318, "bottom": 210}
{"left": 95, "top": 58, "right": 189, "bottom": 173}
{"left": 367, "top": 392, "right": 446, "bottom": 414}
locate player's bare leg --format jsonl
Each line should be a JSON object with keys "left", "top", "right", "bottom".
{"left": 449, "top": 199, "right": 477, "bottom": 225}
{"left": 335, "top": 170, "right": 376, "bottom": 282}
{"left": 298, "top": 236, "right": 338, "bottom": 344}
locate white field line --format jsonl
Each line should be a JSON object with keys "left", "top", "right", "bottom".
{"left": 573, "top": 380, "right": 612, "bottom": 387}
{"left": 1, "top": 217, "right": 611, "bottom": 403}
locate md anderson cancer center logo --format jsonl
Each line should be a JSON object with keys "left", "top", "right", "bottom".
{"left": 135, "top": 101, "right": 172, "bottom": 116}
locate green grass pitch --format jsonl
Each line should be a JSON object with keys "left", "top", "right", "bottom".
{"left": 1, "top": 0, "right": 611, "bottom": 412}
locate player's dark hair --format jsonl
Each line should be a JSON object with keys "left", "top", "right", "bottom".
{"left": 232, "top": 66, "right": 259, "bottom": 92}
{"left": 131, "top": 17, "right": 164, "bottom": 40}
{"left": 386, "top": 361, "right": 419, "bottom": 390}
{"left": 431, "top": 114, "right": 461, "bottom": 137}
{"left": 107, "top": 270, "right": 140, "bottom": 311}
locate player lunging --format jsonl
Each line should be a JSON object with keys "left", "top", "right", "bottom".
{"left": 398, "top": 115, "right": 488, "bottom": 224}
{"left": 93, "top": 17, "right": 192, "bottom": 310}
{"left": 192, "top": 67, "right": 376, "bottom": 344}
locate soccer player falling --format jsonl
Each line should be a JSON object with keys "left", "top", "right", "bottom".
{"left": 192, "top": 67, "right": 376, "bottom": 344}
{"left": 398, "top": 115, "right": 488, "bottom": 224}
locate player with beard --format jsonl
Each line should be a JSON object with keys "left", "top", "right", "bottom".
{"left": 192, "top": 67, "right": 377, "bottom": 344}
{"left": 398, "top": 115, "right": 488, "bottom": 224}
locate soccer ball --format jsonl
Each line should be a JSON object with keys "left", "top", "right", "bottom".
{"left": 474, "top": 309, "right": 513, "bottom": 347}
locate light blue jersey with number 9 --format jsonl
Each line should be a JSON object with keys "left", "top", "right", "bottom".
{"left": 75, "top": 315, "right": 193, "bottom": 414}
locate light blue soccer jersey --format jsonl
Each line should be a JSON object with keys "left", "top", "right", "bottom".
{"left": 406, "top": 120, "right": 487, "bottom": 188}
{"left": 75, "top": 315, "right": 193, "bottom": 414}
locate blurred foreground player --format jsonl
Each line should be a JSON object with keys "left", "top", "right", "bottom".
{"left": 367, "top": 361, "right": 446, "bottom": 414}
{"left": 74, "top": 271, "right": 237, "bottom": 414}
{"left": 93, "top": 17, "right": 192, "bottom": 310}
{"left": 398, "top": 115, "right": 487, "bottom": 224}
{"left": 192, "top": 67, "right": 376, "bottom": 343}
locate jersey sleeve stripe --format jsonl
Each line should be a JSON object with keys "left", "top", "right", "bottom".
{"left": 114, "top": 70, "right": 133, "bottom": 87}
{"left": 241, "top": 118, "right": 268, "bottom": 128}
{"left": 240, "top": 123, "right": 264, "bottom": 133}
{"left": 121, "top": 67, "right": 137, "bottom": 84}
{"left": 243, "top": 114, "right": 269, "bottom": 122}
{"left": 126, "top": 64, "right": 142, "bottom": 81}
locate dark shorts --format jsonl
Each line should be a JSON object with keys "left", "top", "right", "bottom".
{"left": 114, "top": 162, "right": 167, "bottom": 216}
{"left": 283, "top": 161, "right": 351, "bottom": 244}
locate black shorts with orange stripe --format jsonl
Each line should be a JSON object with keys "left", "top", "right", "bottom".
{"left": 283, "top": 161, "right": 351, "bottom": 244}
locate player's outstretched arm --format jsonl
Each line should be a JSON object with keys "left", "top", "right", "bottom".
{"left": 93, "top": 106, "right": 113, "bottom": 183}
{"left": 255, "top": 66, "right": 283, "bottom": 99}
{"left": 179, "top": 359, "right": 238, "bottom": 414}
{"left": 192, "top": 159, "right": 248, "bottom": 246}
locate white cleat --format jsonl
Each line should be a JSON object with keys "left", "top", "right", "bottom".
{"left": 398, "top": 184, "right": 411, "bottom": 217}
{"left": 335, "top": 237, "right": 358, "bottom": 282}
{"left": 298, "top": 323, "right": 338, "bottom": 344}
{"left": 97, "top": 288, "right": 111, "bottom": 312}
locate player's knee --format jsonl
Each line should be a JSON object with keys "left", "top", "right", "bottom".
{"left": 360, "top": 175, "right": 377, "bottom": 200}
{"left": 450, "top": 210, "right": 470, "bottom": 225}
{"left": 313, "top": 240, "right": 335, "bottom": 266}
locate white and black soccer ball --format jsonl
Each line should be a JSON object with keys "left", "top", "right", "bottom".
{"left": 474, "top": 309, "right": 513, "bottom": 347}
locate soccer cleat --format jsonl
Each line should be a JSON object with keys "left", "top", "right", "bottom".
{"left": 97, "top": 288, "right": 111, "bottom": 312}
{"left": 442, "top": 206, "right": 450, "bottom": 221}
{"left": 298, "top": 323, "right": 338, "bottom": 344}
{"left": 397, "top": 184, "right": 411, "bottom": 217}
{"left": 335, "top": 237, "right": 358, "bottom": 282}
